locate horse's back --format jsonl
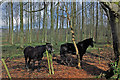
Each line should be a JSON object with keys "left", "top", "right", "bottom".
{"left": 24, "top": 46, "right": 34, "bottom": 58}
{"left": 24, "top": 46, "right": 34, "bottom": 54}
{"left": 35, "top": 45, "right": 46, "bottom": 54}
{"left": 60, "top": 43, "right": 76, "bottom": 55}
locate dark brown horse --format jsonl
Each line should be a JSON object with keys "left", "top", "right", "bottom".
{"left": 24, "top": 43, "right": 53, "bottom": 72}
{"left": 60, "top": 38, "right": 94, "bottom": 66}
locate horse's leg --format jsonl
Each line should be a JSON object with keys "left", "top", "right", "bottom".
{"left": 66, "top": 57, "right": 70, "bottom": 66}
{"left": 60, "top": 49, "right": 67, "bottom": 65}
{"left": 37, "top": 58, "right": 41, "bottom": 72}
{"left": 64, "top": 54, "right": 69, "bottom": 66}
{"left": 63, "top": 54, "right": 68, "bottom": 65}
{"left": 65, "top": 54, "right": 70, "bottom": 66}
{"left": 61, "top": 55, "right": 67, "bottom": 65}
{"left": 80, "top": 54, "right": 83, "bottom": 67}
{"left": 25, "top": 58, "right": 31, "bottom": 71}
{"left": 25, "top": 57, "right": 28, "bottom": 69}
{"left": 32, "top": 59, "right": 36, "bottom": 71}
{"left": 28, "top": 58, "right": 31, "bottom": 68}
{"left": 69, "top": 58, "right": 73, "bottom": 66}
{"left": 60, "top": 50, "right": 64, "bottom": 64}
{"left": 61, "top": 54, "right": 65, "bottom": 64}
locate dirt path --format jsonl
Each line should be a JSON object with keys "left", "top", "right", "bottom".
{"left": 2, "top": 49, "right": 112, "bottom": 78}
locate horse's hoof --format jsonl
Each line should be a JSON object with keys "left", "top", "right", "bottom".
{"left": 37, "top": 69, "right": 40, "bottom": 72}
{"left": 76, "top": 66, "right": 82, "bottom": 69}
{"left": 27, "top": 69, "right": 30, "bottom": 71}
{"left": 63, "top": 62, "right": 67, "bottom": 65}
{"left": 67, "top": 63, "right": 70, "bottom": 66}
{"left": 31, "top": 68, "right": 34, "bottom": 71}
{"left": 25, "top": 66, "right": 28, "bottom": 69}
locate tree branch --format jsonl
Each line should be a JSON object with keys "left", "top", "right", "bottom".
{"left": 24, "top": 2, "right": 29, "bottom": 5}
{"left": 100, "top": 2, "right": 119, "bottom": 17}
{"left": 24, "top": 2, "right": 49, "bottom": 13}
{"left": 100, "top": 2, "right": 110, "bottom": 20}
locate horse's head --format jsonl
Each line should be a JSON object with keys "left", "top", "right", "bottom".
{"left": 46, "top": 43, "right": 54, "bottom": 53}
{"left": 89, "top": 38, "right": 94, "bottom": 47}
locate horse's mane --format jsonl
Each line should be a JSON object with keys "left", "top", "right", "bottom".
{"left": 77, "top": 38, "right": 93, "bottom": 45}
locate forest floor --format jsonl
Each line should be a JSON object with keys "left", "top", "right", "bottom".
{"left": 2, "top": 45, "right": 114, "bottom": 79}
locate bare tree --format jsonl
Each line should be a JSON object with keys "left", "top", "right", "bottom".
{"left": 50, "top": 2, "right": 54, "bottom": 43}
{"left": 95, "top": 2, "right": 98, "bottom": 42}
{"left": 11, "top": 1, "right": 13, "bottom": 45}
{"left": 100, "top": 2, "right": 120, "bottom": 79}
{"left": 30, "top": 1, "right": 32, "bottom": 43}
{"left": 20, "top": 2, "right": 24, "bottom": 48}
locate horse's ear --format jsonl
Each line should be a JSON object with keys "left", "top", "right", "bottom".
{"left": 45, "top": 42, "right": 53, "bottom": 46}
{"left": 46, "top": 42, "right": 50, "bottom": 45}
{"left": 91, "top": 38, "right": 95, "bottom": 42}
{"left": 51, "top": 43, "right": 53, "bottom": 46}
{"left": 46, "top": 45, "right": 48, "bottom": 49}
{"left": 89, "top": 38, "right": 94, "bottom": 41}
{"left": 90, "top": 38, "right": 93, "bottom": 40}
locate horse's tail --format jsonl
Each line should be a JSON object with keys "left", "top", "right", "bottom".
{"left": 60, "top": 45, "right": 63, "bottom": 56}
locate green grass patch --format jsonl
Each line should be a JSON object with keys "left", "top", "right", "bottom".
{"left": 2, "top": 42, "right": 51, "bottom": 59}
{"left": 2, "top": 42, "right": 113, "bottom": 59}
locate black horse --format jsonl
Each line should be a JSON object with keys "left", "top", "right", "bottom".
{"left": 60, "top": 38, "right": 94, "bottom": 66}
{"left": 24, "top": 43, "right": 53, "bottom": 72}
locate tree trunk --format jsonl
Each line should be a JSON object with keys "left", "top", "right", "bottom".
{"left": 30, "top": 1, "right": 32, "bottom": 43}
{"left": 100, "top": 2, "right": 120, "bottom": 79}
{"left": 95, "top": 2, "right": 98, "bottom": 42}
{"left": 117, "top": 15, "right": 120, "bottom": 79}
{"left": 105, "top": 7, "right": 120, "bottom": 79}
{"left": 37, "top": 2, "right": 41, "bottom": 43}
{"left": 66, "top": 18, "right": 68, "bottom": 42}
{"left": 73, "top": 2, "right": 76, "bottom": 32}
{"left": 5, "top": 5, "right": 8, "bottom": 42}
{"left": 109, "top": 12, "right": 119, "bottom": 63}
{"left": 118, "top": 16, "right": 120, "bottom": 55}
{"left": 8, "top": 3, "right": 11, "bottom": 43}
{"left": 89, "top": 3, "right": 92, "bottom": 38}
{"left": 61, "top": 3, "right": 64, "bottom": 42}
{"left": 106, "top": 20, "right": 111, "bottom": 44}
{"left": 59, "top": 13, "right": 62, "bottom": 42}
{"left": 45, "top": 3, "right": 47, "bottom": 42}
{"left": 81, "top": 1, "right": 84, "bottom": 40}
{"left": 92, "top": 2, "right": 94, "bottom": 38}
{"left": 20, "top": 2, "right": 24, "bottom": 48}
{"left": 42, "top": 3, "right": 45, "bottom": 43}
{"left": 100, "top": 7, "right": 104, "bottom": 41}
{"left": 27, "top": 0, "right": 30, "bottom": 43}
{"left": 50, "top": 2, "right": 54, "bottom": 43}
{"left": 11, "top": 1, "right": 13, "bottom": 45}
{"left": 84, "top": 2, "right": 87, "bottom": 38}
{"left": 56, "top": 2, "right": 59, "bottom": 43}
{"left": 16, "top": 19, "right": 19, "bottom": 43}
{"left": 77, "top": 2, "right": 80, "bottom": 41}
{"left": 70, "top": 2, "right": 73, "bottom": 41}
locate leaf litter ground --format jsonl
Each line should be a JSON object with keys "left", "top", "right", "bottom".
{"left": 2, "top": 46, "right": 114, "bottom": 78}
